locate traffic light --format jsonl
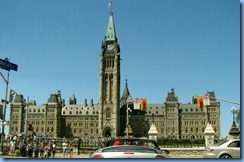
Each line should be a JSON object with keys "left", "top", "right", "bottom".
{"left": 9, "top": 89, "right": 15, "bottom": 103}
{"left": 140, "top": 98, "right": 147, "bottom": 111}
{"left": 197, "top": 96, "right": 204, "bottom": 108}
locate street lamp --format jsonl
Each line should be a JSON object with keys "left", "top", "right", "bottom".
{"left": 25, "top": 96, "right": 29, "bottom": 137}
{"left": 126, "top": 95, "right": 133, "bottom": 138}
{"left": 231, "top": 107, "right": 236, "bottom": 123}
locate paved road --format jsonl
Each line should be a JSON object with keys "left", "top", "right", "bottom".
{"left": 1, "top": 153, "right": 203, "bottom": 159}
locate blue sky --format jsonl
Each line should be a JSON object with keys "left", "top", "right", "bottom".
{"left": 0, "top": 0, "right": 241, "bottom": 143}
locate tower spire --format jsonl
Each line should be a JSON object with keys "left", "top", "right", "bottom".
{"left": 105, "top": 12, "right": 116, "bottom": 41}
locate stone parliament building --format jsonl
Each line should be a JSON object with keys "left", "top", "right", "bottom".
{"left": 8, "top": 12, "right": 221, "bottom": 141}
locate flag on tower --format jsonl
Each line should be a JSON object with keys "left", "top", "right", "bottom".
{"left": 108, "top": 2, "right": 112, "bottom": 7}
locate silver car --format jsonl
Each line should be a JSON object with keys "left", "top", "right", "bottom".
{"left": 203, "top": 139, "right": 240, "bottom": 158}
{"left": 90, "top": 138, "right": 170, "bottom": 158}
{"left": 90, "top": 145, "right": 170, "bottom": 158}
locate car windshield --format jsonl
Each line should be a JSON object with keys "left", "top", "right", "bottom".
{"left": 106, "top": 139, "right": 159, "bottom": 149}
{"left": 102, "top": 146, "right": 158, "bottom": 153}
{"left": 214, "top": 140, "right": 228, "bottom": 146}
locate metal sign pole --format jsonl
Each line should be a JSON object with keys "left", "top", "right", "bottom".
{"left": 0, "top": 71, "right": 9, "bottom": 155}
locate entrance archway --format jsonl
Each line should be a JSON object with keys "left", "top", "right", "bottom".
{"left": 103, "top": 127, "right": 112, "bottom": 137}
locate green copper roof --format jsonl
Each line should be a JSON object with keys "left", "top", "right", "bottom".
{"left": 105, "top": 12, "right": 116, "bottom": 41}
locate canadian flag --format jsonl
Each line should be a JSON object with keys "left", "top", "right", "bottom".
{"left": 108, "top": 2, "right": 112, "bottom": 7}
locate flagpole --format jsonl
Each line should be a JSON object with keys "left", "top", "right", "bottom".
{"left": 108, "top": 2, "right": 113, "bottom": 13}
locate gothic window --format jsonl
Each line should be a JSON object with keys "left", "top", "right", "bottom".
{"left": 86, "top": 111, "right": 89, "bottom": 114}
{"left": 105, "top": 109, "right": 111, "bottom": 118}
{"left": 29, "top": 109, "right": 31, "bottom": 112}
{"left": 69, "top": 111, "right": 72, "bottom": 115}
{"left": 63, "top": 111, "right": 65, "bottom": 115}
{"left": 38, "top": 109, "right": 40, "bottom": 112}
{"left": 76, "top": 111, "right": 78, "bottom": 114}
{"left": 42, "top": 109, "right": 45, "bottom": 112}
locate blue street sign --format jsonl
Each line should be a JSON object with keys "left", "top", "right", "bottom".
{"left": 0, "top": 58, "right": 18, "bottom": 71}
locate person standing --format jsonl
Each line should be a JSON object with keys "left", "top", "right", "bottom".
{"left": 9, "top": 140, "right": 16, "bottom": 157}
{"left": 52, "top": 141, "right": 56, "bottom": 158}
{"left": 39, "top": 141, "right": 45, "bottom": 158}
{"left": 77, "top": 138, "right": 81, "bottom": 155}
{"left": 33, "top": 141, "right": 39, "bottom": 158}
{"left": 62, "top": 140, "right": 68, "bottom": 158}
{"left": 68, "top": 142, "right": 74, "bottom": 158}
{"left": 27, "top": 141, "right": 33, "bottom": 158}
{"left": 19, "top": 140, "right": 26, "bottom": 157}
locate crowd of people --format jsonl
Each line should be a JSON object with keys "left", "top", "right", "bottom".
{"left": 7, "top": 136, "right": 77, "bottom": 158}
{"left": 4, "top": 134, "right": 114, "bottom": 158}
{"left": 9, "top": 138, "right": 57, "bottom": 158}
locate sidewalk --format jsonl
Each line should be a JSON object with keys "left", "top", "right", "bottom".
{"left": 1, "top": 152, "right": 90, "bottom": 159}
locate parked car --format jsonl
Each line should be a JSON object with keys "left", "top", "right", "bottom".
{"left": 203, "top": 139, "right": 240, "bottom": 158}
{"left": 90, "top": 138, "right": 170, "bottom": 158}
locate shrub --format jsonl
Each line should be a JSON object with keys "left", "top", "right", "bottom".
{"left": 15, "top": 149, "right": 20, "bottom": 156}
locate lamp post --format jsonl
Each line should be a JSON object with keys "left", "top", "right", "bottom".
{"left": 126, "top": 95, "right": 133, "bottom": 138}
{"left": 25, "top": 96, "right": 29, "bottom": 137}
{"left": 231, "top": 107, "right": 236, "bottom": 123}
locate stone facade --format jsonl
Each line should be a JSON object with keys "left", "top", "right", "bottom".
{"left": 8, "top": 12, "right": 221, "bottom": 140}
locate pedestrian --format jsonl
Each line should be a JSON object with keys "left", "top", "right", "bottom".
{"left": 78, "top": 138, "right": 81, "bottom": 155}
{"left": 52, "top": 141, "right": 56, "bottom": 157}
{"left": 44, "top": 143, "right": 49, "bottom": 158}
{"left": 69, "top": 142, "right": 74, "bottom": 158}
{"left": 26, "top": 141, "right": 33, "bottom": 158}
{"left": 9, "top": 140, "right": 16, "bottom": 157}
{"left": 39, "top": 141, "right": 45, "bottom": 158}
{"left": 19, "top": 140, "right": 26, "bottom": 157}
{"left": 33, "top": 141, "right": 39, "bottom": 158}
{"left": 62, "top": 140, "right": 68, "bottom": 158}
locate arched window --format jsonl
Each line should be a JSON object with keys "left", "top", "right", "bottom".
{"left": 105, "top": 109, "right": 111, "bottom": 118}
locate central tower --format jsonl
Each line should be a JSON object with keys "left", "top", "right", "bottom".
{"left": 98, "top": 12, "right": 121, "bottom": 137}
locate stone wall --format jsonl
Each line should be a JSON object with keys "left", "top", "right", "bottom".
{"left": 164, "top": 147, "right": 205, "bottom": 158}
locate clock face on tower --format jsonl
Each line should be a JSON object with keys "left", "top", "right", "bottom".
{"left": 107, "top": 44, "right": 114, "bottom": 50}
